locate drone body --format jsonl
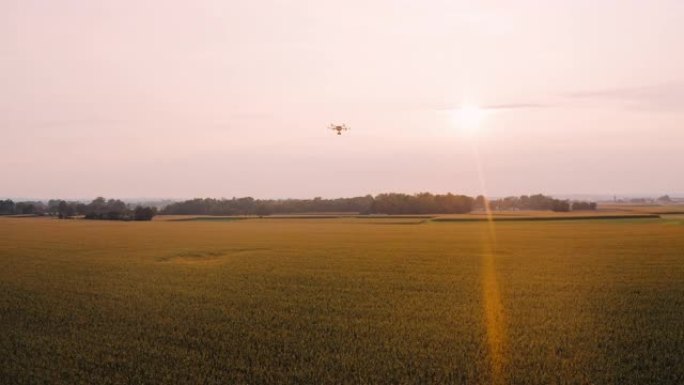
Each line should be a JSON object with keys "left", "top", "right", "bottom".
{"left": 329, "top": 124, "right": 350, "bottom": 135}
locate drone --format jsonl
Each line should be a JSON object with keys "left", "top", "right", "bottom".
{"left": 329, "top": 123, "right": 350, "bottom": 135}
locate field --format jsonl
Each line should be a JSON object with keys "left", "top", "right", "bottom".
{"left": 1, "top": 215, "right": 684, "bottom": 384}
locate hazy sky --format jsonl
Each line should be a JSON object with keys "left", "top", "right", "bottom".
{"left": 2, "top": 0, "right": 684, "bottom": 199}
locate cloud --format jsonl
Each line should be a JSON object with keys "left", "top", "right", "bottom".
{"left": 432, "top": 102, "right": 548, "bottom": 112}
{"left": 568, "top": 82, "right": 684, "bottom": 111}
{"left": 482, "top": 103, "right": 548, "bottom": 110}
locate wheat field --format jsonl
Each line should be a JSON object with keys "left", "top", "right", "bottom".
{"left": 1, "top": 216, "right": 683, "bottom": 384}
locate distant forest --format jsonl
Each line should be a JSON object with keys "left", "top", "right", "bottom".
{"left": 0, "top": 198, "right": 156, "bottom": 221}
{"left": 160, "top": 193, "right": 596, "bottom": 216}
{"left": 0, "top": 193, "right": 597, "bottom": 219}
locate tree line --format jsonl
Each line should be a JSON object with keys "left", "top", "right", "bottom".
{"left": 0, "top": 200, "right": 43, "bottom": 215}
{"left": 487, "top": 194, "right": 596, "bottom": 212}
{"left": 161, "top": 193, "right": 597, "bottom": 215}
{"left": 1, "top": 193, "right": 598, "bottom": 218}
{"left": 160, "top": 196, "right": 375, "bottom": 216}
{"left": 370, "top": 193, "right": 474, "bottom": 214}
{"left": 0, "top": 198, "right": 156, "bottom": 220}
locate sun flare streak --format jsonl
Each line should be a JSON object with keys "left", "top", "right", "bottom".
{"left": 471, "top": 140, "right": 508, "bottom": 385}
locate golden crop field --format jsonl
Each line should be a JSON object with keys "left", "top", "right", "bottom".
{"left": 1, "top": 216, "right": 683, "bottom": 384}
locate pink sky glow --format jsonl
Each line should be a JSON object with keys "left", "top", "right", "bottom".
{"left": 2, "top": 0, "right": 684, "bottom": 199}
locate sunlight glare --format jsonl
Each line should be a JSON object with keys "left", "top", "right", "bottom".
{"left": 451, "top": 105, "right": 487, "bottom": 134}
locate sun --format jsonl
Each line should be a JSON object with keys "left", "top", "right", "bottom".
{"left": 451, "top": 104, "right": 487, "bottom": 133}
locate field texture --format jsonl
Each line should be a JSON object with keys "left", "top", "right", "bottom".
{"left": 1, "top": 216, "right": 683, "bottom": 384}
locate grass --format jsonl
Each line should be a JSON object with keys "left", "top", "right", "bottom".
{"left": 1, "top": 216, "right": 683, "bottom": 384}
{"left": 432, "top": 214, "right": 660, "bottom": 222}
{"left": 599, "top": 203, "right": 684, "bottom": 215}
{"left": 170, "top": 216, "right": 248, "bottom": 222}
{"left": 167, "top": 211, "right": 660, "bottom": 224}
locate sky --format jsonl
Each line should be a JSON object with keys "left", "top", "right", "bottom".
{"left": 2, "top": 0, "right": 684, "bottom": 199}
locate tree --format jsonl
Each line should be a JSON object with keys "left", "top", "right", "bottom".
{"left": 572, "top": 201, "right": 597, "bottom": 211}
{"left": 368, "top": 193, "right": 472, "bottom": 214}
{"left": 47, "top": 199, "right": 61, "bottom": 216}
{"left": 105, "top": 199, "right": 128, "bottom": 220}
{"left": 133, "top": 206, "right": 156, "bottom": 221}
{"left": 551, "top": 199, "right": 570, "bottom": 212}
{"left": 14, "top": 202, "right": 35, "bottom": 214}
{"left": 0, "top": 200, "right": 15, "bottom": 215}
{"left": 56, "top": 200, "right": 76, "bottom": 218}
{"left": 82, "top": 197, "right": 130, "bottom": 220}
{"left": 474, "top": 195, "right": 486, "bottom": 210}
{"left": 89, "top": 197, "right": 107, "bottom": 216}
{"left": 255, "top": 203, "right": 271, "bottom": 217}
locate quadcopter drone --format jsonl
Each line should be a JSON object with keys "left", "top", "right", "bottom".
{"left": 329, "top": 123, "right": 350, "bottom": 135}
